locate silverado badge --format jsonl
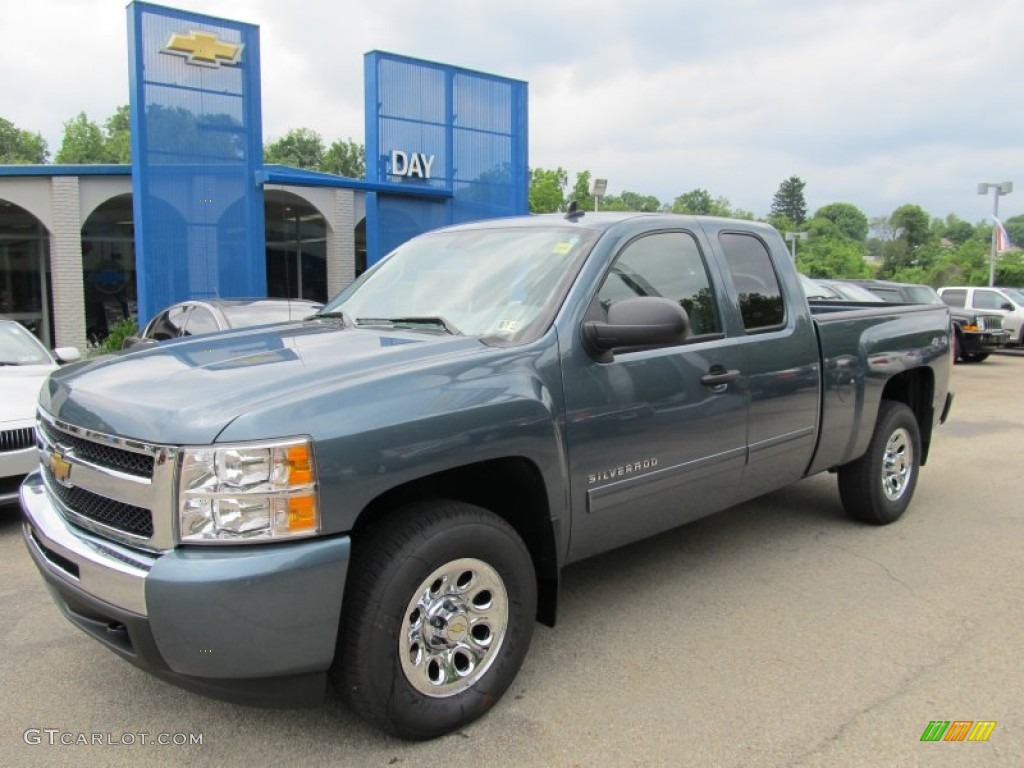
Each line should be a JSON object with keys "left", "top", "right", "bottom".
{"left": 49, "top": 452, "right": 72, "bottom": 485}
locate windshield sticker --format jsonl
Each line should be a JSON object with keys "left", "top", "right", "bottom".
{"left": 552, "top": 237, "right": 578, "bottom": 255}
{"left": 496, "top": 320, "right": 521, "bottom": 332}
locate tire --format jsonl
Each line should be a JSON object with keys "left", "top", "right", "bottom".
{"left": 333, "top": 500, "right": 537, "bottom": 740}
{"left": 837, "top": 401, "right": 921, "bottom": 525}
{"left": 960, "top": 351, "right": 989, "bottom": 363}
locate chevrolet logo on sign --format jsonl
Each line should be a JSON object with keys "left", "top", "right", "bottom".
{"left": 164, "top": 31, "right": 243, "bottom": 68}
{"left": 49, "top": 452, "right": 72, "bottom": 486}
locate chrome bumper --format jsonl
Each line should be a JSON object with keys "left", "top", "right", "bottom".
{"left": 21, "top": 469, "right": 153, "bottom": 615}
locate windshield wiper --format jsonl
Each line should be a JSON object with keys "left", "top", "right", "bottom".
{"left": 310, "top": 310, "right": 354, "bottom": 327}
{"left": 355, "top": 316, "right": 462, "bottom": 335}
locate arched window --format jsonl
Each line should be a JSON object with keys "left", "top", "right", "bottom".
{"left": 0, "top": 198, "right": 53, "bottom": 344}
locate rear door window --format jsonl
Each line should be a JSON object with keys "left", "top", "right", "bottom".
{"left": 718, "top": 233, "right": 785, "bottom": 331}
{"left": 940, "top": 289, "right": 966, "bottom": 308}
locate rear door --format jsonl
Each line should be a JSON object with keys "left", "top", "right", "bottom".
{"left": 563, "top": 228, "right": 748, "bottom": 561}
{"left": 707, "top": 226, "right": 821, "bottom": 500}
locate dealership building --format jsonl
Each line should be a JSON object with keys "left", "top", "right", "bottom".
{"left": 0, "top": 2, "right": 528, "bottom": 350}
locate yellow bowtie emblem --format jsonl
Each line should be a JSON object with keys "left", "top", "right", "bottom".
{"left": 165, "top": 31, "right": 242, "bottom": 68}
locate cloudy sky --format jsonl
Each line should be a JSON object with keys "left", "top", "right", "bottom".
{"left": 4, "top": 0, "right": 1022, "bottom": 223}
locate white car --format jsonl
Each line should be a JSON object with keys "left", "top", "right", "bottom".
{"left": 0, "top": 320, "right": 80, "bottom": 505}
{"left": 938, "top": 286, "right": 1024, "bottom": 346}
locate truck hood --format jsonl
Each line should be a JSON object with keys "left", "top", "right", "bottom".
{"left": 40, "top": 322, "right": 486, "bottom": 444}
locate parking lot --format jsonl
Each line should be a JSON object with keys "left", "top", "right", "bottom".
{"left": 1, "top": 352, "right": 1021, "bottom": 767}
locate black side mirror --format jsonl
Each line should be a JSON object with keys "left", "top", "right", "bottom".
{"left": 583, "top": 297, "right": 690, "bottom": 362}
{"left": 1001, "top": 302, "right": 1014, "bottom": 312}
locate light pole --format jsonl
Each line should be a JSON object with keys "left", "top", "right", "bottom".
{"left": 589, "top": 178, "right": 608, "bottom": 212}
{"left": 784, "top": 231, "right": 808, "bottom": 260}
{"left": 978, "top": 181, "right": 1012, "bottom": 287}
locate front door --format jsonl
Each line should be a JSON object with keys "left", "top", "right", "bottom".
{"left": 563, "top": 230, "right": 747, "bottom": 562}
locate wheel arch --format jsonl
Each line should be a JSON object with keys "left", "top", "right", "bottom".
{"left": 349, "top": 457, "right": 561, "bottom": 627}
{"left": 880, "top": 367, "right": 935, "bottom": 464}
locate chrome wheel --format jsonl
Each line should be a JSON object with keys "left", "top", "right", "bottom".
{"left": 400, "top": 557, "right": 508, "bottom": 698}
{"left": 881, "top": 427, "right": 914, "bottom": 501}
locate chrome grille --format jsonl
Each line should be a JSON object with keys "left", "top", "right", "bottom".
{"left": 43, "top": 466, "right": 154, "bottom": 538}
{"left": 37, "top": 418, "right": 154, "bottom": 478}
{"left": 35, "top": 410, "right": 178, "bottom": 551}
{"left": 0, "top": 427, "right": 34, "bottom": 453}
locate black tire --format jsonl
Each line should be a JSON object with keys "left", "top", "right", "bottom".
{"left": 333, "top": 500, "right": 537, "bottom": 740}
{"left": 837, "top": 401, "right": 921, "bottom": 525}
{"left": 960, "top": 351, "right": 989, "bottom": 363}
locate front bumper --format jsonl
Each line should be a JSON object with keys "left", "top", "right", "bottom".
{"left": 20, "top": 470, "right": 351, "bottom": 707}
{"left": 961, "top": 329, "right": 1010, "bottom": 352}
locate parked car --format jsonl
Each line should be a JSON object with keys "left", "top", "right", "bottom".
{"left": 938, "top": 286, "right": 1024, "bottom": 347}
{"left": 0, "top": 319, "right": 80, "bottom": 504}
{"left": 122, "top": 298, "right": 323, "bottom": 350}
{"left": 853, "top": 279, "right": 1009, "bottom": 363}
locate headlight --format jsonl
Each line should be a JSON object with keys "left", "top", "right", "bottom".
{"left": 178, "top": 438, "right": 318, "bottom": 543}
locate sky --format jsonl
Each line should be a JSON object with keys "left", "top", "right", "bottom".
{"left": 3, "top": 0, "right": 1022, "bottom": 223}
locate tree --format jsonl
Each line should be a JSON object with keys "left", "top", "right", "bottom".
{"left": 770, "top": 176, "right": 808, "bottom": 225}
{"left": 0, "top": 117, "right": 48, "bottom": 163}
{"left": 1003, "top": 214, "right": 1024, "bottom": 250}
{"left": 264, "top": 127, "right": 325, "bottom": 169}
{"left": 668, "top": 188, "right": 743, "bottom": 217}
{"left": 813, "top": 202, "right": 868, "bottom": 242}
{"left": 568, "top": 170, "right": 593, "bottom": 209}
{"left": 321, "top": 138, "right": 364, "bottom": 178}
{"left": 55, "top": 112, "right": 108, "bottom": 163}
{"left": 528, "top": 167, "right": 567, "bottom": 213}
{"left": 104, "top": 105, "right": 131, "bottom": 164}
{"left": 601, "top": 190, "right": 660, "bottom": 212}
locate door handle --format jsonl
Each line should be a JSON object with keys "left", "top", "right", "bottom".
{"left": 700, "top": 368, "right": 739, "bottom": 387}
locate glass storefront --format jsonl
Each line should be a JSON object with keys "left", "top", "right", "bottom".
{"left": 0, "top": 199, "right": 53, "bottom": 345}
{"left": 264, "top": 191, "right": 327, "bottom": 302}
{"left": 81, "top": 194, "right": 137, "bottom": 344}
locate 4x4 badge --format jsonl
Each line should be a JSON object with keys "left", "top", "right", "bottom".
{"left": 49, "top": 452, "right": 72, "bottom": 485}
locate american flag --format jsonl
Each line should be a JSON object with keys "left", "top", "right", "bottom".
{"left": 993, "top": 216, "right": 1013, "bottom": 252}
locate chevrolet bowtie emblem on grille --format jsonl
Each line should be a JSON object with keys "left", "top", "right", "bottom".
{"left": 164, "top": 30, "right": 243, "bottom": 68}
{"left": 49, "top": 451, "right": 72, "bottom": 486}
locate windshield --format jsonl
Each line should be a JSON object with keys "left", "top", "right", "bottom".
{"left": 0, "top": 322, "right": 53, "bottom": 365}
{"left": 322, "top": 226, "right": 600, "bottom": 343}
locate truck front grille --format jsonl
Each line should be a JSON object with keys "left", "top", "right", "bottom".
{"left": 43, "top": 466, "right": 154, "bottom": 538}
{"left": 37, "top": 419, "right": 154, "bottom": 479}
{"left": 36, "top": 411, "right": 177, "bottom": 550}
{"left": 0, "top": 427, "right": 35, "bottom": 453}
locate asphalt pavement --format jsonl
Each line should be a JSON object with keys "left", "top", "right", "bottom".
{"left": 1, "top": 354, "right": 1021, "bottom": 767}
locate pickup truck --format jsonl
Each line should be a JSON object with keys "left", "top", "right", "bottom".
{"left": 20, "top": 212, "right": 954, "bottom": 740}
{"left": 850, "top": 279, "right": 1009, "bottom": 363}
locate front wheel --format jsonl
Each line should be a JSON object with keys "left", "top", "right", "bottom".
{"left": 837, "top": 401, "right": 921, "bottom": 525}
{"left": 333, "top": 500, "right": 537, "bottom": 740}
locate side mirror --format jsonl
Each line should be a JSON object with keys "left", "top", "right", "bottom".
{"left": 583, "top": 297, "right": 690, "bottom": 362}
{"left": 53, "top": 347, "right": 81, "bottom": 363}
{"left": 122, "top": 336, "right": 157, "bottom": 351}
{"left": 1001, "top": 302, "right": 1014, "bottom": 312}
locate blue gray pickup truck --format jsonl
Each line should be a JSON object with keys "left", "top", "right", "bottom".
{"left": 21, "top": 212, "right": 953, "bottom": 739}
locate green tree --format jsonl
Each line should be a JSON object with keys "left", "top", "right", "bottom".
{"left": 770, "top": 176, "right": 808, "bottom": 225}
{"left": 568, "top": 170, "right": 593, "bottom": 209}
{"left": 264, "top": 127, "right": 325, "bottom": 169}
{"left": 670, "top": 188, "right": 733, "bottom": 216}
{"left": 1003, "top": 214, "right": 1024, "bottom": 250}
{"left": 528, "top": 167, "right": 567, "bottom": 213}
{"left": 321, "top": 138, "right": 364, "bottom": 177}
{"left": 55, "top": 112, "right": 108, "bottom": 163}
{"left": 104, "top": 105, "right": 131, "bottom": 164}
{"left": 0, "top": 117, "right": 48, "bottom": 163}
{"left": 601, "top": 190, "right": 661, "bottom": 212}
{"left": 813, "top": 202, "right": 868, "bottom": 241}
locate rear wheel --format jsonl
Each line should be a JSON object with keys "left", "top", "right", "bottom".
{"left": 838, "top": 401, "right": 921, "bottom": 525}
{"left": 959, "top": 350, "right": 989, "bottom": 363}
{"left": 334, "top": 500, "right": 537, "bottom": 740}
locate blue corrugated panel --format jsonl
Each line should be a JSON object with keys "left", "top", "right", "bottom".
{"left": 129, "top": 2, "right": 265, "bottom": 324}
{"left": 364, "top": 51, "right": 528, "bottom": 266}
